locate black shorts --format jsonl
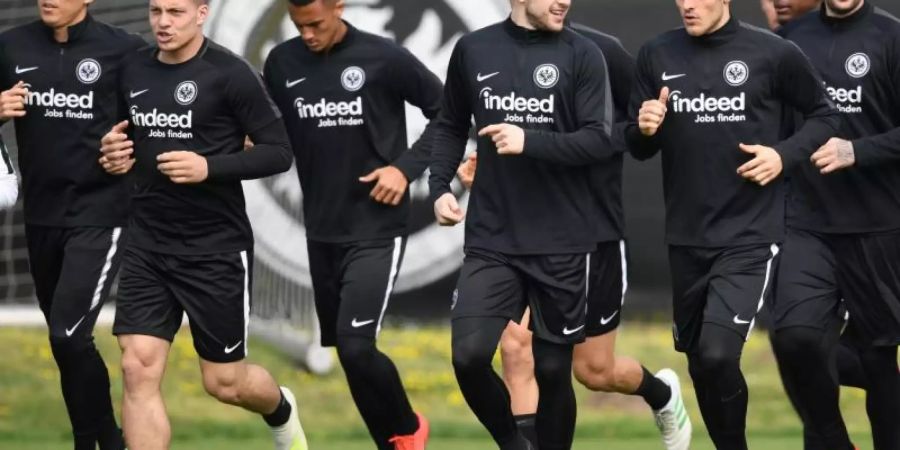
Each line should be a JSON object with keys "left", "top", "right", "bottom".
{"left": 770, "top": 227, "right": 844, "bottom": 331}
{"left": 669, "top": 243, "right": 780, "bottom": 353}
{"left": 585, "top": 240, "right": 628, "bottom": 337}
{"left": 308, "top": 237, "right": 406, "bottom": 347}
{"left": 830, "top": 232, "right": 900, "bottom": 347}
{"left": 113, "top": 246, "right": 253, "bottom": 363}
{"left": 26, "top": 225, "right": 126, "bottom": 341}
{"left": 451, "top": 248, "right": 590, "bottom": 345}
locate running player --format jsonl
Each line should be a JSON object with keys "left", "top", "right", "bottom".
{"left": 263, "top": 0, "right": 439, "bottom": 448}
{"left": 0, "top": 1, "right": 143, "bottom": 448}
{"left": 455, "top": 15, "right": 691, "bottom": 450}
{"left": 98, "top": 0, "right": 306, "bottom": 449}
{"left": 627, "top": 0, "right": 840, "bottom": 448}
{"left": 430, "top": 0, "right": 617, "bottom": 448}
{"left": 783, "top": 1, "right": 900, "bottom": 448}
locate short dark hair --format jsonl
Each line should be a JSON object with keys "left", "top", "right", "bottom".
{"left": 287, "top": 0, "right": 337, "bottom": 6}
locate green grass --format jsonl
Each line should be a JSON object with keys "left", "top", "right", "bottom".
{"left": 0, "top": 323, "right": 874, "bottom": 449}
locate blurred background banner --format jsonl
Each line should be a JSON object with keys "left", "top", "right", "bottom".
{"left": 2, "top": 0, "right": 899, "bottom": 322}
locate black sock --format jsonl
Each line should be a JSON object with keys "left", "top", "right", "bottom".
{"left": 634, "top": 366, "right": 672, "bottom": 410}
{"left": 263, "top": 390, "right": 292, "bottom": 427}
{"left": 513, "top": 414, "right": 537, "bottom": 448}
{"left": 533, "top": 338, "right": 576, "bottom": 450}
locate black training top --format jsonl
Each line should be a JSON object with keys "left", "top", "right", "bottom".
{"left": 264, "top": 22, "right": 443, "bottom": 243}
{"left": 626, "top": 18, "right": 840, "bottom": 247}
{"left": 0, "top": 14, "right": 144, "bottom": 227}
{"left": 781, "top": 3, "right": 900, "bottom": 234}
{"left": 119, "top": 38, "right": 292, "bottom": 255}
{"left": 429, "top": 18, "right": 616, "bottom": 255}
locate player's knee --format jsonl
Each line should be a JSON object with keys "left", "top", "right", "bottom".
{"left": 121, "top": 347, "right": 164, "bottom": 392}
{"left": 771, "top": 327, "right": 824, "bottom": 362}
{"left": 500, "top": 336, "right": 534, "bottom": 378}
{"left": 693, "top": 346, "right": 739, "bottom": 376}
{"left": 533, "top": 344, "right": 573, "bottom": 385}
{"left": 573, "top": 357, "right": 616, "bottom": 391}
{"left": 335, "top": 335, "right": 376, "bottom": 372}
{"left": 452, "top": 338, "right": 494, "bottom": 375}
{"left": 48, "top": 333, "right": 94, "bottom": 365}
{"left": 202, "top": 371, "right": 244, "bottom": 405}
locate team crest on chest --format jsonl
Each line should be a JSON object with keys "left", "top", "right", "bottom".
{"left": 76, "top": 58, "right": 101, "bottom": 84}
{"left": 174, "top": 81, "right": 198, "bottom": 106}
{"left": 533, "top": 63, "right": 559, "bottom": 89}
{"left": 845, "top": 53, "right": 870, "bottom": 78}
{"left": 341, "top": 66, "right": 366, "bottom": 92}
{"left": 723, "top": 61, "right": 749, "bottom": 87}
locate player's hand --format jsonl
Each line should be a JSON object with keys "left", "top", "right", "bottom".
{"left": 737, "top": 143, "right": 783, "bottom": 186}
{"left": 157, "top": 151, "right": 208, "bottom": 184}
{"left": 638, "top": 87, "right": 669, "bottom": 137}
{"left": 434, "top": 192, "right": 465, "bottom": 226}
{"left": 99, "top": 120, "right": 135, "bottom": 175}
{"left": 244, "top": 136, "right": 253, "bottom": 151}
{"left": 359, "top": 165, "right": 408, "bottom": 206}
{"left": 0, "top": 81, "right": 28, "bottom": 120}
{"left": 811, "top": 137, "right": 855, "bottom": 174}
{"left": 457, "top": 153, "right": 477, "bottom": 190}
{"left": 479, "top": 123, "right": 525, "bottom": 155}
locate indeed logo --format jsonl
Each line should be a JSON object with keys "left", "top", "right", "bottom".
{"left": 669, "top": 90, "right": 745, "bottom": 113}
{"left": 130, "top": 105, "right": 193, "bottom": 128}
{"left": 827, "top": 85, "right": 862, "bottom": 104}
{"left": 480, "top": 87, "right": 554, "bottom": 114}
{"left": 294, "top": 97, "right": 363, "bottom": 119}
{"left": 25, "top": 87, "right": 93, "bottom": 109}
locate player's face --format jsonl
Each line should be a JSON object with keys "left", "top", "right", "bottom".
{"left": 676, "top": 0, "right": 731, "bottom": 37}
{"left": 37, "top": 0, "right": 93, "bottom": 29}
{"left": 287, "top": 0, "right": 346, "bottom": 53}
{"left": 523, "top": 0, "right": 570, "bottom": 32}
{"left": 824, "top": 0, "right": 864, "bottom": 16}
{"left": 760, "top": 0, "right": 781, "bottom": 30}
{"left": 773, "top": 0, "right": 821, "bottom": 24}
{"left": 149, "top": 0, "right": 208, "bottom": 53}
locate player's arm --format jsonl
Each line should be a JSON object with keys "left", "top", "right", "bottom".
{"left": 359, "top": 48, "right": 445, "bottom": 206}
{"left": 815, "top": 37, "right": 900, "bottom": 172}
{"left": 428, "top": 42, "right": 472, "bottom": 226}
{"left": 498, "top": 41, "right": 614, "bottom": 165}
{"left": 186, "top": 63, "right": 293, "bottom": 183}
{"left": 769, "top": 42, "right": 841, "bottom": 173}
{"left": 0, "top": 137, "right": 17, "bottom": 209}
{"left": 603, "top": 39, "right": 637, "bottom": 154}
{"left": 625, "top": 44, "right": 665, "bottom": 161}
{"left": 100, "top": 71, "right": 136, "bottom": 176}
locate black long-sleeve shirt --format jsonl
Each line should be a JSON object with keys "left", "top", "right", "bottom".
{"left": 263, "top": 22, "right": 443, "bottom": 243}
{"left": 429, "top": 18, "right": 614, "bottom": 255}
{"left": 0, "top": 14, "right": 144, "bottom": 227}
{"left": 118, "top": 39, "right": 292, "bottom": 255}
{"left": 626, "top": 18, "right": 840, "bottom": 247}
{"left": 780, "top": 3, "right": 900, "bottom": 234}
{"left": 569, "top": 22, "right": 635, "bottom": 242}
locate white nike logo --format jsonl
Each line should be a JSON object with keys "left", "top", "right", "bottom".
{"left": 733, "top": 315, "right": 751, "bottom": 325}
{"left": 351, "top": 318, "right": 376, "bottom": 328}
{"left": 129, "top": 89, "right": 149, "bottom": 98}
{"left": 224, "top": 341, "right": 243, "bottom": 354}
{"left": 285, "top": 78, "right": 306, "bottom": 88}
{"left": 600, "top": 310, "right": 619, "bottom": 326}
{"left": 562, "top": 324, "right": 585, "bottom": 335}
{"left": 476, "top": 72, "right": 500, "bottom": 82}
{"left": 15, "top": 65, "right": 38, "bottom": 74}
{"left": 65, "top": 316, "right": 86, "bottom": 337}
{"left": 661, "top": 72, "right": 686, "bottom": 81}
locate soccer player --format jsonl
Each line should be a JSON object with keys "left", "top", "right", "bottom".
{"left": 262, "top": 0, "right": 440, "bottom": 448}
{"left": 97, "top": 0, "right": 306, "bottom": 449}
{"left": 0, "top": 1, "right": 143, "bottom": 448}
{"left": 780, "top": 1, "right": 900, "bottom": 448}
{"left": 627, "top": 0, "right": 840, "bottom": 448}
{"left": 429, "top": 0, "right": 618, "bottom": 447}
{"left": 760, "top": 0, "right": 822, "bottom": 29}
{"left": 456, "top": 17, "right": 692, "bottom": 450}
{"left": 0, "top": 136, "right": 17, "bottom": 209}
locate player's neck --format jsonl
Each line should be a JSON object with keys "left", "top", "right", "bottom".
{"left": 159, "top": 34, "right": 206, "bottom": 65}
{"left": 704, "top": 10, "right": 732, "bottom": 36}
{"left": 510, "top": 8, "right": 536, "bottom": 30}
{"left": 825, "top": 1, "right": 865, "bottom": 19}
{"left": 51, "top": 9, "right": 88, "bottom": 43}
{"left": 322, "top": 21, "right": 349, "bottom": 53}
